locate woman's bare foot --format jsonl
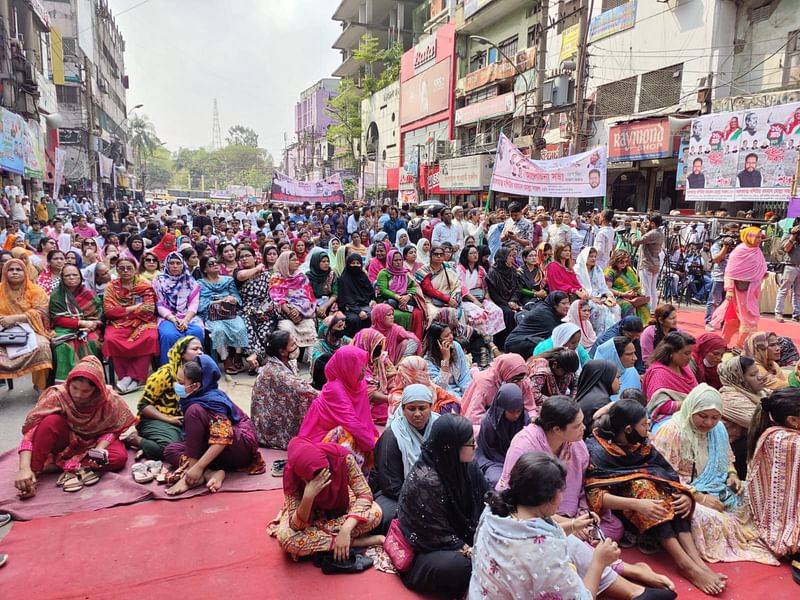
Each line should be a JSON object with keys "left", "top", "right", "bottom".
{"left": 205, "top": 469, "right": 225, "bottom": 493}
{"left": 351, "top": 534, "right": 386, "bottom": 548}
{"left": 624, "top": 561, "right": 676, "bottom": 590}
{"left": 680, "top": 562, "right": 726, "bottom": 596}
{"left": 165, "top": 475, "right": 204, "bottom": 496}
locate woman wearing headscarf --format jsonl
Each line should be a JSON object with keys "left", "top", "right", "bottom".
{"left": 711, "top": 227, "right": 767, "bottom": 349}
{"left": 462, "top": 353, "right": 535, "bottom": 433}
{"left": 388, "top": 355, "right": 461, "bottom": 416}
{"left": 251, "top": 331, "right": 317, "bottom": 450}
{"left": 566, "top": 298, "right": 597, "bottom": 349}
{"left": 527, "top": 347, "right": 580, "bottom": 410}
{"left": 415, "top": 237, "right": 431, "bottom": 265}
{"left": 533, "top": 321, "right": 592, "bottom": 367}
{"left": 15, "top": 355, "right": 136, "bottom": 496}
{"left": 653, "top": 384, "right": 778, "bottom": 565}
{"left": 742, "top": 331, "right": 788, "bottom": 390}
{"left": 370, "top": 302, "right": 420, "bottom": 364}
{"left": 689, "top": 333, "right": 727, "bottom": 390}
{"left": 305, "top": 248, "right": 339, "bottom": 319}
{"left": 575, "top": 246, "right": 620, "bottom": 334}
{"left": 150, "top": 232, "right": 177, "bottom": 262}
{"left": 575, "top": 360, "right": 620, "bottom": 433}
{"left": 395, "top": 228, "right": 411, "bottom": 250}
{"left": 298, "top": 345, "right": 378, "bottom": 471}
{"left": 102, "top": 256, "right": 159, "bottom": 392}
{"left": 595, "top": 336, "right": 642, "bottom": 398}
{"left": 49, "top": 264, "right": 103, "bottom": 382}
{"left": 123, "top": 234, "right": 145, "bottom": 264}
{"left": 336, "top": 253, "right": 374, "bottom": 338}
{"left": 269, "top": 437, "right": 384, "bottom": 560}
{"left": 475, "top": 383, "right": 529, "bottom": 487}
{"left": 290, "top": 238, "right": 309, "bottom": 266}
{"left": 504, "top": 290, "right": 571, "bottom": 358}
{"left": 396, "top": 414, "right": 489, "bottom": 597}
{"left": 718, "top": 355, "right": 767, "bottom": 478}
{"left": 163, "top": 354, "right": 265, "bottom": 496}
{"left": 372, "top": 383, "right": 439, "bottom": 533}
{"left": 153, "top": 252, "right": 204, "bottom": 366}
{"left": 268, "top": 251, "right": 317, "bottom": 355}
{"left": 0, "top": 258, "right": 53, "bottom": 390}
{"left": 367, "top": 239, "right": 389, "bottom": 284}
{"left": 309, "top": 312, "right": 351, "bottom": 387}
{"left": 234, "top": 245, "right": 278, "bottom": 370}
{"left": 327, "top": 238, "right": 346, "bottom": 275}
{"left": 125, "top": 336, "right": 203, "bottom": 461}
{"left": 352, "top": 328, "right": 396, "bottom": 426}
{"left": 415, "top": 243, "right": 462, "bottom": 324}
{"left": 375, "top": 249, "right": 424, "bottom": 341}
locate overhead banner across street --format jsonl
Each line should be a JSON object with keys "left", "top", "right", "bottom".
{"left": 684, "top": 101, "right": 800, "bottom": 202}
{"left": 270, "top": 171, "right": 345, "bottom": 204}
{"left": 490, "top": 133, "right": 607, "bottom": 197}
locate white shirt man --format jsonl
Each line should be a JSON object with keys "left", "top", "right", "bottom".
{"left": 431, "top": 208, "right": 464, "bottom": 250}
{"left": 594, "top": 210, "right": 616, "bottom": 271}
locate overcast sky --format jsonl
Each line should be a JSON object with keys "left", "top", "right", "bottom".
{"left": 109, "top": 0, "right": 343, "bottom": 159}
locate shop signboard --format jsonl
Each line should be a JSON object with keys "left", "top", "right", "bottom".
{"left": 398, "top": 167, "right": 417, "bottom": 191}
{"left": 608, "top": 118, "right": 672, "bottom": 161}
{"left": 490, "top": 133, "right": 607, "bottom": 197}
{"left": 24, "top": 119, "right": 46, "bottom": 179}
{"left": 684, "top": 101, "right": 800, "bottom": 203}
{"left": 270, "top": 171, "right": 345, "bottom": 204}
{"left": 588, "top": 0, "right": 637, "bottom": 44}
{"left": 464, "top": 47, "right": 536, "bottom": 93}
{"left": 439, "top": 154, "right": 492, "bottom": 190}
{"left": 400, "top": 58, "right": 451, "bottom": 126}
{"left": 0, "top": 107, "right": 47, "bottom": 177}
{"left": 560, "top": 23, "right": 580, "bottom": 61}
{"left": 455, "top": 92, "right": 515, "bottom": 126}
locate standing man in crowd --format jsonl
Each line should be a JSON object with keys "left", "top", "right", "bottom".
{"left": 775, "top": 218, "right": 800, "bottom": 323}
{"left": 431, "top": 206, "right": 463, "bottom": 252}
{"left": 705, "top": 223, "right": 738, "bottom": 330}
{"left": 594, "top": 209, "right": 616, "bottom": 271}
{"left": 632, "top": 214, "right": 664, "bottom": 310}
{"left": 382, "top": 206, "right": 406, "bottom": 243}
{"left": 500, "top": 201, "right": 532, "bottom": 253}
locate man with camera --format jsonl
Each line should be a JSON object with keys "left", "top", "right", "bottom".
{"left": 705, "top": 223, "right": 739, "bottom": 330}
{"left": 774, "top": 218, "right": 800, "bottom": 323}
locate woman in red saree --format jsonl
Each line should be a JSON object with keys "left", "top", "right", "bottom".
{"left": 103, "top": 256, "right": 159, "bottom": 392}
{"left": 712, "top": 227, "right": 767, "bottom": 349}
{"left": 545, "top": 243, "right": 589, "bottom": 298}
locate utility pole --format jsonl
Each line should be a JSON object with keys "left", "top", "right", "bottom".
{"left": 531, "top": 0, "right": 549, "bottom": 159}
{"left": 84, "top": 55, "right": 97, "bottom": 203}
{"left": 572, "top": 0, "right": 592, "bottom": 158}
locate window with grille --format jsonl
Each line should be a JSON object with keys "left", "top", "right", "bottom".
{"left": 469, "top": 51, "right": 485, "bottom": 73}
{"left": 784, "top": 30, "right": 800, "bottom": 87}
{"left": 556, "top": 0, "right": 580, "bottom": 34}
{"left": 596, "top": 76, "right": 636, "bottom": 119}
{"left": 56, "top": 85, "right": 80, "bottom": 105}
{"left": 638, "top": 64, "right": 683, "bottom": 112}
{"left": 601, "top": 0, "right": 629, "bottom": 12}
{"left": 498, "top": 36, "right": 518, "bottom": 60}
{"left": 62, "top": 37, "right": 77, "bottom": 57}
{"left": 527, "top": 26, "right": 536, "bottom": 49}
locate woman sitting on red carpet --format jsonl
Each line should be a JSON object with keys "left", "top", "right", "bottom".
{"left": 269, "top": 437, "right": 384, "bottom": 559}
{"left": 14, "top": 355, "right": 136, "bottom": 496}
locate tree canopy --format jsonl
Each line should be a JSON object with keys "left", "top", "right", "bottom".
{"left": 226, "top": 125, "right": 259, "bottom": 147}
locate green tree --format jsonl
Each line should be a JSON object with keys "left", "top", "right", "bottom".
{"left": 147, "top": 146, "right": 173, "bottom": 190}
{"left": 226, "top": 125, "right": 259, "bottom": 147}
{"left": 128, "top": 114, "right": 162, "bottom": 195}
{"left": 325, "top": 78, "right": 362, "bottom": 167}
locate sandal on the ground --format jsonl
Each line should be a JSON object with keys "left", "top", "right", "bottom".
{"left": 60, "top": 472, "right": 84, "bottom": 493}
{"left": 145, "top": 460, "right": 162, "bottom": 479}
{"left": 637, "top": 536, "right": 660, "bottom": 555}
{"left": 132, "top": 462, "right": 154, "bottom": 484}
{"left": 155, "top": 465, "right": 169, "bottom": 484}
{"left": 271, "top": 459, "right": 287, "bottom": 477}
{"left": 618, "top": 530, "right": 637, "bottom": 548}
{"left": 76, "top": 468, "right": 100, "bottom": 486}
{"left": 165, "top": 456, "right": 190, "bottom": 485}
{"left": 791, "top": 557, "right": 800, "bottom": 586}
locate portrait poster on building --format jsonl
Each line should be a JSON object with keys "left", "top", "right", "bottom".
{"left": 684, "top": 101, "right": 800, "bottom": 202}
{"left": 490, "top": 133, "right": 607, "bottom": 197}
{"left": 270, "top": 171, "right": 345, "bottom": 204}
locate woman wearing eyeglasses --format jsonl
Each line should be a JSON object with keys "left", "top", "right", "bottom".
{"left": 138, "top": 251, "right": 162, "bottom": 282}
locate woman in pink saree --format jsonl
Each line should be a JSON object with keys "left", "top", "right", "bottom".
{"left": 712, "top": 227, "right": 767, "bottom": 349}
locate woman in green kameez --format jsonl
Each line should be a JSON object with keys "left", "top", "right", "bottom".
{"left": 604, "top": 250, "right": 651, "bottom": 325}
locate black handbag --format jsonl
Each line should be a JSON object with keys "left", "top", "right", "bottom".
{"left": 0, "top": 326, "right": 30, "bottom": 346}
{"left": 208, "top": 301, "right": 238, "bottom": 321}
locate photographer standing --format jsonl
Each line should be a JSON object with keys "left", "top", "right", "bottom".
{"left": 631, "top": 214, "right": 664, "bottom": 310}
{"left": 705, "top": 223, "right": 739, "bottom": 330}
{"left": 774, "top": 218, "right": 800, "bottom": 323}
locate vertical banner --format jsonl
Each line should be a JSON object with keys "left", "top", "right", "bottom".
{"left": 53, "top": 147, "right": 66, "bottom": 199}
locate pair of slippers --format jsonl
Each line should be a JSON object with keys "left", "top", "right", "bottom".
{"left": 131, "top": 460, "right": 167, "bottom": 484}
{"left": 792, "top": 556, "right": 800, "bottom": 586}
{"left": 56, "top": 468, "right": 99, "bottom": 493}
{"left": 311, "top": 550, "right": 373, "bottom": 575}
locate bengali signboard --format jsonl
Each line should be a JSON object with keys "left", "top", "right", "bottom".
{"left": 440, "top": 154, "right": 493, "bottom": 190}
{"left": 490, "top": 133, "right": 607, "bottom": 197}
{"left": 270, "top": 171, "right": 345, "bottom": 204}
{"left": 455, "top": 92, "right": 515, "bottom": 126}
{"left": 684, "top": 101, "right": 800, "bottom": 203}
{"left": 588, "top": 0, "right": 637, "bottom": 44}
{"left": 560, "top": 23, "right": 580, "bottom": 61}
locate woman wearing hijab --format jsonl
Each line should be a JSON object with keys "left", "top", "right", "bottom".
{"left": 290, "top": 238, "right": 309, "bottom": 266}
{"left": 306, "top": 249, "right": 339, "bottom": 319}
{"left": 388, "top": 355, "right": 461, "bottom": 416}
{"left": 0, "top": 258, "right": 53, "bottom": 391}
{"left": 462, "top": 353, "right": 535, "bottom": 433}
{"left": 504, "top": 290, "right": 571, "bottom": 357}
{"left": 269, "top": 437, "right": 384, "bottom": 559}
{"left": 268, "top": 251, "right": 317, "bottom": 356}
{"left": 150, "top": 232, "right": 177, "bottom": 263}
{"left": 396, "top": 414, "right": 489, "bottom": 597}
{"left": 742, "top": 331, "right": 788, "bottom": 390}
{"left": 352, "top": 328, "right": 396, "bottom": 426}
{"left": 309, "top": 312, "right": 351, "bottom": 387}
{"left": 372, "top": 383, "right": 439, "bottom": 533}
{"left": 575, "top": 246, "right": 620, "bottom": 334}
{"left": 375, "top": 249, "right": 424, "bottom": 340}
{"left": 153, "top": 252, "right": 204, "bottom": 366}
{"left": 595, "top": 336, "right": 642, "bottom": 397}
{"left": 575, "top": 360, "right": 620, "bottom": 433}
{"left": 475, "top": 383, "right": 529, "bottom": 487}
{"left": 395, "top": 228, "right": 411, "bottom": 250}
{"left": 653, "top": 384, "right": 778, "bottom": 565}
{"left": 689, "top": 333, "right": 727, "bottom": 390}
{"left": 711, "top": 227, "right": 767, "bottom": 349}
{"left": 415, "top": 237, "right": 431, "bottom": 266}
{"left": 15, "top": 355, "right": 136, "bottom": 496}
{"left": 123, "top": 234, "right": 145, "bottom": 264}
{"left": 485, "top": 246, "right": 521, "bottom": 347}
{"left": 566, "top": 298, "right": 597, "bottom": 349}
{"left": 337, "top": 253, "right": 374, "bottom": 337}
{"left": 298, "top": 345, "right": 378, "bottom": 471}
{"left": 49, "top": 264, "right": 104, "bottom": 382}
{"left": 326, "top": 238, "right": 345, "bottom": 275}
{"left": 163, "top": 355, "right": 265, "bottom": 496}
{"left": 533, "top": 322, "right": 592, "bottom": 366}
{"left": 370, "top": 302, "right": 419, "bottom": 364}
{"left": 367, "top": 239, "right": 389, "bottom": 284}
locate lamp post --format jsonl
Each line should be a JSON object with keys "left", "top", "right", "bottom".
{"left": 469, "top": 35, "right": 530, "bottom": 135}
